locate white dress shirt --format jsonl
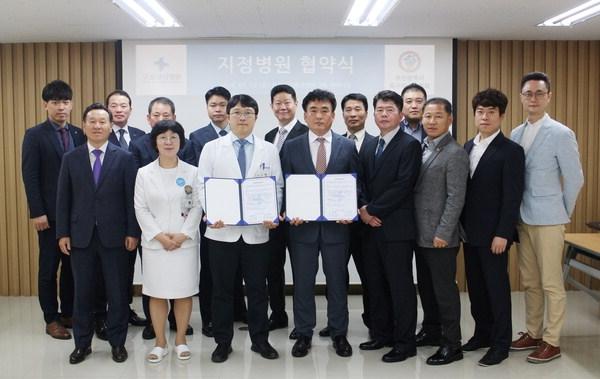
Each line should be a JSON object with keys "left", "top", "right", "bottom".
{"left": 346, "top": 128, "right": 366, "bottom": 152}
{"left": 308, "top": 129, "right": 332, "bottom": 168}
{"left": 272, "top": 118, "right": 297, "bottom": 147}
{"left": 87, "top": 141, "right": 108, "bottom": 169}
{"left": 520, "top": 113, "right": 548, "bottom": 153}
{"left": 469, "top": 129, "right": 500, "bottom": 177}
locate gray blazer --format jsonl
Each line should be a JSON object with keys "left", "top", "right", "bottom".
{"left": 511, "top": 115, "right": 584, "bottom": 225}
{"left": 414, "top": 133, "right": 469, "bottom": 248}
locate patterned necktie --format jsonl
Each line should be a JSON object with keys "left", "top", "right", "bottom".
{"left": 315, "top": 137, "right": 327, "bottom": 174}
{"left": 219, "top": 129, "right": 228, "bottom": 137}
{"left": 92, "top": 149, "right": 102, "bottom": 185}
{"left": 374, "top": 138, "right": 385, "bottom": 160}
{"left": 118, "top": 129, "right": 128, "bottom": 149}
{"left": 275, "top": 128, "right": 288, "bottom": 151}
{"left": 237, "top": 139, "right": 248, "bottom": 178}
{"left": 59, "top": 127, "right": 69, "bottom": 152}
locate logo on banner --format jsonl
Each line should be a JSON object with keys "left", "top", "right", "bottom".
{"left": 136, "top": 45, "right": 187, "bottom": 95}
{"left": 398, "top": 51, "right": 421, "bottom": 72}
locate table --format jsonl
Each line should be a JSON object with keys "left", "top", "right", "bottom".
{"left": 563, "top": 233, "right": 600, "bottom": 302}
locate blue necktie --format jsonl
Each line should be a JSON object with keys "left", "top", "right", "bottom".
{"left": 375, "top": 138, "right": 385, "bottom": 160}
{"left": 237, "top": 139, "right": 248, "bottom": 178}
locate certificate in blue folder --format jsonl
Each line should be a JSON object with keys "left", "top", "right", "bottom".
{"left": 204, "top": 176, "right": 279, "bottom": 226}
{"left": 285, "top": 173, "right": 358, "bottom": 222}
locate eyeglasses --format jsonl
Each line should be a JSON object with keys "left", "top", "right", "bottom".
{"left": 521, "top": 91, "right": 548, "bottom": 99}
{"left": 229, "top": 111, "right": 256, "bottom": 118}
{"left": 157, "top": 135, "right": 179, "bottom": 143}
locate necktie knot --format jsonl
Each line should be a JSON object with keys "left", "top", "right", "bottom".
{"left": 92, "top": 149, "right": 102, "bottom": 158}
{"left": 348, "top": 134, "right": 357, "bottom": 140}
{"left": 219, "top": 129, "right": 228, "bottom": 137}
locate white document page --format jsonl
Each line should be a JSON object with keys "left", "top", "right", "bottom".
{"left": 241, "top": 177, "right": 278, "bottom": 225}
{"left": 285, "top": 174, "right": 321, "bottom": 221}
{"left": 321, "top": 174, "right": 358, "bottom": 221}
{"left": 204, "top": 178, "right": 241, "bottom": 225}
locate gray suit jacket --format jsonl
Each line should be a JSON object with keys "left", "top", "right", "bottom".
{"left": 414, "top": 133, "right": 469, "bottom": 248}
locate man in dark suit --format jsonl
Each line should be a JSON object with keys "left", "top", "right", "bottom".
{"left": 414, "top": 98, "right": 469, "bottom": 365}
{"left": 128, "top": 97, "right": 194, "bottom": 339}
{"left": 181, "top": 86, "right": 247, "bottom": 338}
{"left": 264, "top": 84, "right": 308, "bottom": 335}
{"left": 319, "top": 93, "right": 375, "bottom": 339}
{"left": 22, "top": 80, "right": 85, "bottom": 340}
{"left": 281, "top": 89, "right": 358, "bottom": 358}
{"left": 461, "top": 89, "right": 525, "bottom": 366}
{"left": 56, "top": 103, "right": 139, "bottom": 364}
{"left": 358, "top": 90, "right": 421, "bottom": 363}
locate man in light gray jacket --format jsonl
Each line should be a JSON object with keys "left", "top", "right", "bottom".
{"left": 414, "top": 98, "right": 469, "bottom": 365}
{"left": 510, "top": 72, "right": 584, "bottom": 363}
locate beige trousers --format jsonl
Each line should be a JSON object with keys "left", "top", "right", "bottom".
{"left": 516, "top": 223, "right": 566, "bottom": 347}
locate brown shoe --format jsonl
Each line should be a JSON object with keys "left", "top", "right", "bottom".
{"left": 46, "top": 321, "right": 72, "bottom": 340}
{"left": 527, "top": 341, "right": 561, "bottom": 363}
{"left": 59, "top": 316, "right": 73, "bottom": 329}
{"left": 510, "top": 332, "right": 541, "bottom": 351}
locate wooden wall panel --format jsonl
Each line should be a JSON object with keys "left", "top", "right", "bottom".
{"left": 0, "top": 42, "right": 116, "bottom": 295}
{"left": 456, "top": 40, "right": 600, "bottom": 291}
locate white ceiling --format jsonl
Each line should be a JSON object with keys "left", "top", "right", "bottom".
{"left": 1, "top": 0, "right": 599, "bottom": 43}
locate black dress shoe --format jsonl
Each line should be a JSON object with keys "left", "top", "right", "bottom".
{"left": 415, "top": 328, "right": 442, "bottom": 347}
{"left": 211, "top": 343, "right": 232, "bottom": 363}
{"left": 142, "top": 324, "right": 155, "bottom": 340}
{"left": 478, "top": 347, "right": 508, "bottom": 367}
{"left": 202, "top": 322, "right": 214, "bottom": 337}
{"left": 462, "top": 337, "right": 490, "bottom": 352}
{"left": 291, "top": 336, "right": 312, "bottom": 357}
{"left": 111, "top": 345, "right": 128, "bottom": 363}
{"left": 128, "top": 309, "right": 147, "bottom": 327}
{"left": 289, "top": 328, "right": 299, "bottom": 340}
{"left": 251, "top": 341, "right": 279, "bottom": 359}
{"left": 169, "top": 323, "right": 194, "bottom": 335}
{"left": 426, "top": 345, "right": 463, "bottom": 365}
{"left": 268, "top": 318, "right": 288, "bottom": 331}
{"left": 95, "top": 320, "right": 108, "bottom": 341}
{"left": 333, "top": 335, "right": 352, "bottom": 357}
{"left": 382, "top": 346, "right": 417, "bottom": 363}
{"left": 69, "top": 346, "right": 91, "bottom": 364}
{"left": 319, "top": 326, "right": 331, "bottom": 337}
{"left": 359, "top": 339, "right": 390, "bottom": 351}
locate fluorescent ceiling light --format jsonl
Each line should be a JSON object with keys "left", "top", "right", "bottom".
{"left": 538, "top": 0, "right": 600, "bottom": 27}
{"left": 112, "top": 0, "right": 181, "bottom": 28}
{"left": 344, "top": 0, "right": 401, "bottom": 27}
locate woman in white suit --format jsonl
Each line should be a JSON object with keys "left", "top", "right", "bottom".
{"left": 134, "top": 120, "right": 202, "bottom": 362}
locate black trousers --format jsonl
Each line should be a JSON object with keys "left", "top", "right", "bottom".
{"left": 463, "top": 243, "right": 512, "bottom": 352}
{"left": 38, "top": 221, "right": 73, "bottom": 324}
{"left": 415, "top": 246, "right": 462, "bottom": 346}
{"left": 199, "top": 223, "right": 247, "bottom": 326}
{"left": 208, "top": 238, "right": 269, "bottom": 345}
{"left": 71, "top": 230, "right": 130, "bottom": 348}
{"left": 266, "top": 224, "right": 288, "bottom": 320}
{"left": 364, "top": 232, "right": 416, "bottom": 351}
{"left": 349, "top": 222, "right": 370, "bottom": 329}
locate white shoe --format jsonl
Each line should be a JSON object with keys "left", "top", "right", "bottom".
{"left": 146, "top": 345, "right": 169, "bottom": 363}
{"left": 175, "top": 344, "right": 191, "bottom": 360}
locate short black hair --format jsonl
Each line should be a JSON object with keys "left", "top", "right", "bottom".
{"left": 82, "top": 103, "right": 112, "bottom": 123}
{"left": 472, "top": 88, "right": 508, "bottom": 115}
{"left": 42, "top": 80, "right": 73, "bottom": 101}
{"left": 150, "top": 120, "right": 186, "bottom": 153}
{"left": 302, "top": 89, "right": 337, "bottom": 112}
{"left": 520, "top": 71, "right": 551, "bottom": 92}
{"left": 401, "top": 83, "right": 427, "bottom": 99}
{"left": 341, "top": 93, "right": 368, "bottom": 111}
{"left": 227, "top": 94, "right": 259, "bottom": 116}
{"left": 205, "top": 86, "right": 231, "bottom": 103}
{"left": 147, "top": 97, "right": 175, "bottom": 115}
{"left": 372, "top": 90, "right": 403, "bottom": 110}
{"left": 271, "top": 84, "right": 297, "bottom": 103}
{"left": 105, "top": 90, "right": 132, "bottom": 107}
{"left": 424, "top": 97, "right": 452, "bottom": 115}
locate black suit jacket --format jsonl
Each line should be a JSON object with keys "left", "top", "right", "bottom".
{"left": 129, "top": 133, "right": 188, "bottom": 168}
{"left": 56, "top": 143, "right": 140, "bottom": 249}
{"left": 108, "top": 125, "right": 145, "bottom": 149}
{"left": 281, "top": 132, "right": 359, "bottom": 244}
{"left": 461, "top": 132, "right": 525, "bottom": 246}
{"left": 265, "top": 120, "right": 308, "bottom": 148}
{"left": 359, "top": 129, "right": 421, "bottom": 242}
{"left": 22, "top": 120, "right": 86, "bottom": 221}
{"left": 342, "top": 130, "right": 376, "bottom": 154}
{"left": 181, "top": 124, "right": 219, "bottom": 166}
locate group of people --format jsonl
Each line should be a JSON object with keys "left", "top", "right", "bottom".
{"left": 21, "top": 71, "right": 583, "bottom": 368}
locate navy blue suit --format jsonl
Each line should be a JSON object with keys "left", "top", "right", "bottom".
{"left": 461, "top": 132, "right": 525, "bottom": 353}
{"left": 359, "top": 129, "right": 421, "bottom": 351}
{"left": 281, "top": 132, "right": 359, "bottom": 339}
{"left": 264, "top": 121, "right": 308, "bottom": 322}
{"left": 21, "top": 119, "right": 85, "bottom": 324}
{"left": 181, "top": 123, "right": 219, "bottom": 166}
{"left": 56, "top": 142, "right": 139, "bottom": 349}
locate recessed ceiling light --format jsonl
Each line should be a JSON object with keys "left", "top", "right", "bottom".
{"left": 112, "top": 0, "right": 181, "bottom": 28}
{"left": 344, "top": 0, "right": 401, "bottom": 27}
{"left": 538, "top": 0, "right": 600, "bottom": 27}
